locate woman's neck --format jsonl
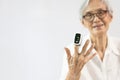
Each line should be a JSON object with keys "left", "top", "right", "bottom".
{"left": 90, "top": 34, "right": 108, "bottom": 61}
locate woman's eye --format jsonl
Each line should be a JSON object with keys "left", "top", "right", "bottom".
{"left": 98, "top": 11, "right": 104, "bottom": 15}
{"left": 86, "top": 13, "right": 92, "bottom": 17}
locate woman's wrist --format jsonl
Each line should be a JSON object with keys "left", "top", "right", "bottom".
{"left": 66, "top": 71, "right": 81, "bottom": 80}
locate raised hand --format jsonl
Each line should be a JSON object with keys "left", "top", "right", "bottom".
{"left": 64, "top": 40, "right": 96, "bottom": 80}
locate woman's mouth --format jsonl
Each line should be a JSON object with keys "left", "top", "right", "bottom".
{"left": 93, "top": 24, "right": 104, "bottom": 29}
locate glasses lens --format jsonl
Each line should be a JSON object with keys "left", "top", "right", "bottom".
{"left": 97, "top": 10, "right": 108, "bottom": 18}
{"left": 83, "top": 13, "right": 93, "bottom": 21}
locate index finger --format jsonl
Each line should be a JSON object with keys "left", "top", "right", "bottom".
{"left": 64, "top": 47, "right": 71, "bottom": 60}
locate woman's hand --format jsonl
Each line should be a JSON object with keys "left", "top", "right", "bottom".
{"left": 64, "top": 40, "right": 96, "bottom": 80}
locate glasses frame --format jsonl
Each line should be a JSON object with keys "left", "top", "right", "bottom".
{"left": 82, "top": 9, "right": 109, "bottom": 22}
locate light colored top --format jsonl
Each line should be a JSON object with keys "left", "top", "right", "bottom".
{"left": 60, "top": 35, "right": 120, "bottom": 80}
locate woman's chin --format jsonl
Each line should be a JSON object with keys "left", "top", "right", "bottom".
{"left": 92, "top": 30, "right": 107, "bottom": 36}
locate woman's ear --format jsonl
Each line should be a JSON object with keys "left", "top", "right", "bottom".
{"left": 81, "top": 19, "right": 87, "bottom": 28}
{"left": 81, "top": 19, "right": 88, "bottom": 28}
{"left": 81, "top": 19, "right": 84, "bottom": 25}
{"left": 109, "top": 13, "right": 113, "bottom": 22}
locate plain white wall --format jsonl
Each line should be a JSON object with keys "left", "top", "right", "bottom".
{"left": 0, "top": 0, "right": 120, "bottom": 80}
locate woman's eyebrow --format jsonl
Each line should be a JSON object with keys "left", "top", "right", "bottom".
{"left": 84, "top": 8, "right": 106, "bottom": 14}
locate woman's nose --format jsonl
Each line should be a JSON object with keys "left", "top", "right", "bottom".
{"left": 92, "top": 15, "right": 101, "bottom": 23}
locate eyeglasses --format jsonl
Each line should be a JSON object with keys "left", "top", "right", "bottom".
{"left": 82, "top": 10, "right": 108, "bottom": 22}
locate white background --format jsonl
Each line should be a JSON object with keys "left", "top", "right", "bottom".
{"left": 0, "top": 0, "right": 120, "bottom": 80}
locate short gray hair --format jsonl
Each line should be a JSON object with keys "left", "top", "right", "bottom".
{"left": 79, "top": 0, "right": 113, "bottom": 20}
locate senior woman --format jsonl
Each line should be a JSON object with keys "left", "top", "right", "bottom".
{"left": 60, "top": 0, "right": 120, "bottom": 80}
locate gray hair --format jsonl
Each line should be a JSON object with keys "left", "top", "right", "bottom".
{"left": 79, "top": 0, "right": 113, "bottom": 20}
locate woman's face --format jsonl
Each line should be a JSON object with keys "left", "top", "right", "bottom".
{"left": 81, "top": 0, "right": 113, "bottom": 36}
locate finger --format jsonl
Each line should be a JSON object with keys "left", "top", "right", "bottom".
{"left": 80, "top": 39, "right": 90, "bottom": 54}
{"left": 74, "top": 45, "right": 79, "bottom": 57}
{"left": 84, "top": 53, "right": 96, "bottom": 63}
{"left": 84, "top": 43, "right": 95, "bottom": 57}
{"left": 72, "top": 45, "right": 79, "bottom": 65}
{"left": 64, "top": 47, "right": 71, "bottom": 61}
